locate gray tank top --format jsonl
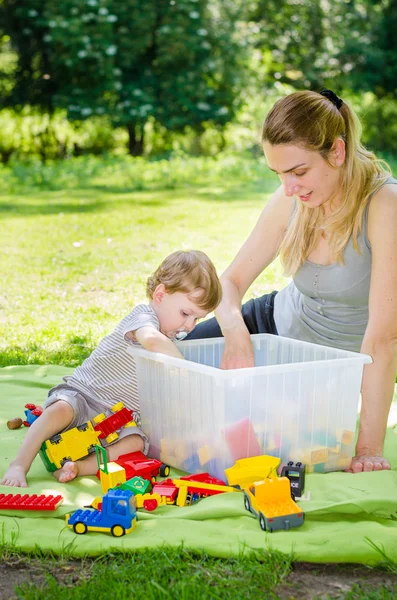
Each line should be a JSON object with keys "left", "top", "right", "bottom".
{"left": 274, "top": 178, "right": 397, "bottom": 352}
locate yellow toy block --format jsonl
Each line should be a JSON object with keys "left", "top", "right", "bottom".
{"left": 197, "top": 444, "right": 215, "bottom": 466}
{"left": 100, "top": 462, "right": 126, "bottom": 494}
{"left": 336, "top": 429, "right": 354, "bottom": 446}
{"left": 224, "top": 455, "right": 280, "bottom": 488}
{"left": 300, "top": 446, "right": 329, "bottom": 465}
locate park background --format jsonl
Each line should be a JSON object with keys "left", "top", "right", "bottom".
{"left": 1, "top": 2, "right": 397, "bottom": 598}
{"left": 1, "top": 0, "right": 397, "bottom": 369}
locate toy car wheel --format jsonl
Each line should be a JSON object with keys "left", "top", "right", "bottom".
{"left": 60, "top": 457, "right": 73, "bottom": 467}
{"left": 259, "top": 513, "right": 266, "bottom": 531}
{"left": 105, "top": 433, "right": 119, "bottom": 444}
{"left": 50, "top": 434, "right": 62, "bottom": 444}
{"left": 111, "top": 402, "right": 124, "bottom": 413}
{"left": 159, "top": 464, "right": 170, "bottom": 477}
{"left": 92, "top": 413, "right": 106, "bottom": 424}
{"left": 143, "top": 498, "right": 158, "bottom": 511}
{"left": 73, "top": 522, "right": 88, "bottom": 535}
{"left": 244, "top": 494, "right": 251, "bottom": 512}
{"left": 111, "top": 524, "right": 125, "bottom": 537}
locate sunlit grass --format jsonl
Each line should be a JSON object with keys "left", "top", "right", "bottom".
{"left": 0, "top": 153, "right": 290, "bottom": 367}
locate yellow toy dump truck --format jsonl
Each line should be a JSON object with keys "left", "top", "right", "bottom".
{"left": 243, "top": 476, "right": 304, "bottom": 533}
{"left": 224, "top": 455, "right": 281, "bottom": 489}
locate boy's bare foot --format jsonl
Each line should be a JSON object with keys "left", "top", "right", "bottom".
{"left": 0, "top": 465, "right": 28, "bottom": 487}
{"left": 54, "top": 461, "right": 79, "bottom": 483}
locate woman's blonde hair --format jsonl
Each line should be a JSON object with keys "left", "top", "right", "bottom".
{"left": 262, "top": 90, "right": 391, "bottom": 275}
{"left": 146, "top": 250, "right": 222, "bottom": 312}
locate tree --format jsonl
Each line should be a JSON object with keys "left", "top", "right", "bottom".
{"left": 2, "top": 0, "right": 244, "bottom": 155}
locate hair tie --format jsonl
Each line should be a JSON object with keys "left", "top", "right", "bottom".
{"left": 320, "top": 89, "right": 343, "bottom": 110}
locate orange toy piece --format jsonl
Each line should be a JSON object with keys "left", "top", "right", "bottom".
{"left": 243, "top": 477, "right": 304, "bottom": 533}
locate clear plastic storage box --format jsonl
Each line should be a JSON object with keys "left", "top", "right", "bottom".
{"left": 128, "top": 334, "right": 371, "bottom": 481}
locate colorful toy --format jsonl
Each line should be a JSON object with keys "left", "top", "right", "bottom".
{"left": 93, "top": 402, "right": 136, "bottom": 444}
{"left": 0, "top": 493, "right": 63, "bottom": 511}
{"left": 95, "top": 445, "right": 126, "bottom": 494}
{"left": 280, "top": 461, "right": 306, "bottom": 499}
{"left": 225, "top": 455, "right": 281, "bottom": 488}
{"left": 23, "top": 403, "right": 43, "bottom": 427}
{"left": 102, "top": 451, "right": 170, "bottom": 482}
{"left": 222, "top": 417, "right": 262, "bottom": 461}
{"left": 173, "top": 478, "right": 239, "bottom": 507}
{"left": 40, "top": 421, "right": 101, "bottom": 471}
{"left": 66, "top": 488, "right": 137, "bottom": 536}
{"left": 243, "top": 477, "right": 304, "bottom": 532}
{"left": 120, "top": 475, "right": 152, "bottom": 496}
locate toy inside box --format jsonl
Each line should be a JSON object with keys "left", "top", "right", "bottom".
{"left": 128, "top": 334, "right": 372, "bottom": 481}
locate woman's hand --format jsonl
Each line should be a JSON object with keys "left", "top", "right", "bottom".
{"left": 345, "top": 454, "right": 391, "bottom": 473}
{"left": 220, "top": 332, "right": 255, "bottom": 370}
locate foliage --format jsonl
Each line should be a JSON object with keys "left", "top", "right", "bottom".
{"left": 2, "top": 0, "right": 244, "bottom": 154}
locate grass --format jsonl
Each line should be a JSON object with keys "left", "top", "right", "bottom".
{"left": 0, "top": 152, "right": 290, "bottom": 368}
{"left": 2, "top": 152, "right": 397, "bottom": 599}
{"left": 12, "top": 547, "right": 293, "bottom": 600}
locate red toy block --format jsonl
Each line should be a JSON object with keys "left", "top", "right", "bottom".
{"left": 179, "top": 472, "right": 226, "bottom": 487}
{"left": 222, "top": 417, "right": 262, "bottom": 461}
{"left": 96, "top": 451, "right": 170, "bottom": 482}
{"left": 0, "top": 493, "right": 63, "bottom": 511}
{"left": 93, "top": 406, "right": 135, "bottom": 440}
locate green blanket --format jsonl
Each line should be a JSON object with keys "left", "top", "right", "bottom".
{"left": 1, "top": 365, "right": 397, "bottom": 564}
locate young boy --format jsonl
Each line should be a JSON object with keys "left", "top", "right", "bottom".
{"left": 1, "top": 250, "right": 222, "bottom": 488}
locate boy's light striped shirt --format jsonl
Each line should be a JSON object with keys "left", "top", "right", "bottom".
{"left": 63, "top": 304, "right": 159, "bottom": 415}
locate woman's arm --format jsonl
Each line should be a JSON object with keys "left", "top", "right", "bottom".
{"left": 349, "top": 183, "right": 397, "bottom": 472}
{"left": 215, "top": 185, "right": 294, "bottom": 369}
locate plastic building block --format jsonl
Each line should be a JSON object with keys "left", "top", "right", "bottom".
{"left": 152, "top": 479, "right": 179, "bottom": 504}
{"left": 40, "top": 421, "right": 101, "bottom": 472}
{"left": 197, "top": 444, "right": 215, "bottom": 466}
{"left": 173, "top": 478, "right": 239, "bottom": 506}
{"left": 336, "top": 429, "right": 355, "bottom": 446}
{"left": 298, "top": 446, "right": 329, "bottom": 465}
{"left": 66, "top": 488, "right": 137, "bottom": 536}
{"left": 243, "top": 477, "right": 304, "bottom": 532}
{"left": 95, "top": 445, "right": 126, "bottom": 494}
{"left": 181, "top": 452, "right": 201, "bottom": 473}
{"left": 93, "top": 402, "right": 136, "bottom": 444}
{"left": 225, "top": 455, "right": 281, "bottom": 488}
{"left": 0, "top": 493, "right": 63, "bottom": 511}
{"left": 23, "top": 403, "right": 43, "bottom": 427}
{"left": 179, "top": 472, "right": 227, "bottom": 486}
{"left": 106, "top": 451, "right": 170, "bottom": 482}
{"left": 222, "top": 417, "right": 262, "bottom": 461}
{"left": 280, "top": 461, "right": 306, "bottom": 499}
{"left": 120, "top": 476, "right": 152, "bottom": 496}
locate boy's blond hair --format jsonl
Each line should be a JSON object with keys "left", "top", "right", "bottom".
{"left": 146, "top": 250, "right": 222, "bottom": 312}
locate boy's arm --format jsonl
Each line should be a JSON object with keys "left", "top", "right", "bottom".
{"left": 129, "top": 327, "right": 185, "bottom": 359}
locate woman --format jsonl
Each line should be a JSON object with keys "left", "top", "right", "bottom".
{"left": 188, "top": 89, "right": 397, "bottom": 473}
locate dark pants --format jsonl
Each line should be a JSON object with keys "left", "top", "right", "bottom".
{"left": 185, "top": 291, "right": 278, "bottom": 340}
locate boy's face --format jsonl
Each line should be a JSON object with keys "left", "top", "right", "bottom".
{"left": 151, "top": 285, "right": 208, "bottom": 340}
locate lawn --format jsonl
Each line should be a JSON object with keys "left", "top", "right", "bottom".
{"left": 0, "top": 152, "right": 288, "bottom": 368}
{"left": 1, "top": 153, "right": 397, "bottom": 599}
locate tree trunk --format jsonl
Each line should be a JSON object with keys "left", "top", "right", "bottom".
{"left": 127, "top": 123, "right": 144, "bottom": 156}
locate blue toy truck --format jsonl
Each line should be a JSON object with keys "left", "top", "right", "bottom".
{"left": 66, "top": 488, "right": 137, "bottom": 537}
